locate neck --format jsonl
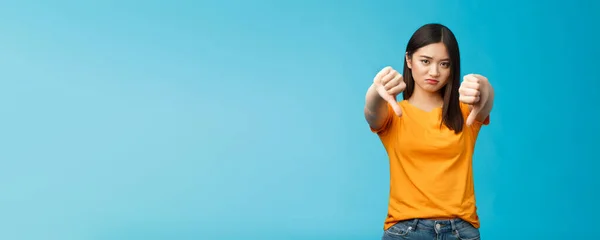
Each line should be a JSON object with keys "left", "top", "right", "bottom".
{"left": 408, "top": 87, "right": 444, "bottom": 108}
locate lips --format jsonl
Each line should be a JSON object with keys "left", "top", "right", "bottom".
{"left": 425, "top": 79, "right": 439, "bottom": 84}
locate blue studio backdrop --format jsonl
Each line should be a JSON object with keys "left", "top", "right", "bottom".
{"left": 0, "top": 0, "right": 598, "bottom": 239}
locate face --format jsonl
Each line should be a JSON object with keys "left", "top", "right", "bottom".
{"left": 406, "top": 42, "right": 452, "bottom": 93}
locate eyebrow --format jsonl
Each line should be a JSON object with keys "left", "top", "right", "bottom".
{"left": 419, "top": 55, "right": 450, "bottom": 61}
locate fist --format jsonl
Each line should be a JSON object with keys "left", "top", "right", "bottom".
{"left": 459, "top": 74, "right": 483, "bottom": 104}
{"left": 373, "top": 66, "right": 405, "bottom": 116}
{"left": 459, "top": 74, "right": 488, "bottom": 125}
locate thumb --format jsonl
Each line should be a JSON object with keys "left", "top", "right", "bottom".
{"left": 466, "top": 106, "right": 479, "bottom": 126}
{"left": 383, "top": 95, "right": 402, "bottom": 117}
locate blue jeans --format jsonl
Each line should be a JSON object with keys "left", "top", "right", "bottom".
{"left": 381, "top": 218, "right": 480, "bottom": 240}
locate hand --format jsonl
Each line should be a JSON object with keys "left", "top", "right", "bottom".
{"left": 459, "top": 74, "right": 489, "bottom": 126}
{"left": 373, "top": 66, "right": 406, "bottom": 116}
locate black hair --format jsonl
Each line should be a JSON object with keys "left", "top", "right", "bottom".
{"left": 402, "top": 23, "right": 464, "bottom": 133}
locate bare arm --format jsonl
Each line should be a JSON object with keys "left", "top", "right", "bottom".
{"left": 473, "top": 80, "right": 494, "bottom": 123}
{"left": 364, "top": 66, "right": 405, "bottom": 131}
{"left": 364, "top": 83, "right": 391, "bottom": 131}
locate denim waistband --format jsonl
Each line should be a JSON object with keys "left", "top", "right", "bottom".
{"left": 402, "top": 218, "right": 469, "bottom": 233}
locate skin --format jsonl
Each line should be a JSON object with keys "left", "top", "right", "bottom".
{"left": 365, "top": 42, "right": 494, "bottom": 130}
{"left": 405, "top": 42, "right": 451, "bottom": 112}
{"left": 364, "top": 67, "right": 404, "bottom": 130}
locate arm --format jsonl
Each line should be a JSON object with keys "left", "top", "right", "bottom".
{"left": 364, "top": 83, "right": 391, "bottom": 131}
{"left": 473, "top": 79, "right": 494, "bottom": 123}
{"left": 365, "top": 66, "right": 404, "bottom": 131}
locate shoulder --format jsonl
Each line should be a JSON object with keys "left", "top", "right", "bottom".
{"left": 398, "top": 100, "right": 412, "bottom": 111}
{"left": 371, "top": 100, "right": 410, "bottom": 136}
{"left": 398, "top": 99, "right": 408, "bottom": 106}
{"left": 459, "top": 102, "right": 490, "bottom": 127}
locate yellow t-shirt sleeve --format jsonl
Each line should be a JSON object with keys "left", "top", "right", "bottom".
{"left": 460, "top": 102, "right": 490, "bottom": 126}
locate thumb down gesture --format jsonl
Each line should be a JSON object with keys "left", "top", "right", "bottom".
{"left": 373, "top": 66, "right": 406, "bottom": 116}
{"left": 459, "top": 74, "right": 490, "bottom": 126}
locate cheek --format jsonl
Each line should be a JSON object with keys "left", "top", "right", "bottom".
{"left": 412, "top": 64, "right": 429, "bottom": 77}
{"left": 439, "top": 68, "right": 451, "bottom": 81}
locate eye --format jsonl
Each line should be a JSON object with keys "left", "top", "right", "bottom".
{"left": 440, "top": 62, "right": 450, "bottom": 68}
{"left": 420, "top": 59, "right": 430, "bottom": 64}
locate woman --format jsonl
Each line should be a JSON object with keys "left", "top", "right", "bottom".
{"left": 364, "top": 23, "right": 494, "bottom": 240}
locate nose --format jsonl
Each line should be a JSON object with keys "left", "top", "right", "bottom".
{"left": 429, "top": 65, "right": 440, "bottom": 77}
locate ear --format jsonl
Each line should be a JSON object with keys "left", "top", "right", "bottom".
{"left": 405, "top": 52, "right": 412, "bottom": 69}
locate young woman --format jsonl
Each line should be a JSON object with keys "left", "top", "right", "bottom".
{"left": 364, "top": 23, "right": 494, "bottom": 240}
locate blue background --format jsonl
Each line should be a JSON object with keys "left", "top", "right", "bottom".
{"left": 0, "top": 0, "right": 598, "bottom": 239}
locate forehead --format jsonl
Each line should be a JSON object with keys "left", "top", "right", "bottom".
{"left": 414, "top": 42, "right": 449, "bottom": 59}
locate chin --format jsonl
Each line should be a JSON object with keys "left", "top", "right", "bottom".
{"left": 417, "top": 83, "right": 445, "bottom": 93}
{"left": 424, "top": 87, "right": 441, "bottom": 93}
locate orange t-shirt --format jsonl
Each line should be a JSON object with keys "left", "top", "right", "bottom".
{"left": 370, "top": 100, "right": 489, "bottom": 230}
